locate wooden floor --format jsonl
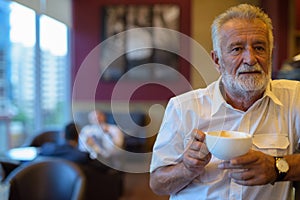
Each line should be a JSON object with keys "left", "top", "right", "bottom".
{"left": 119, "top": 173, "right": 169, "bottom": 200}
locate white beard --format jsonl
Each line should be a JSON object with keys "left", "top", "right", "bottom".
{"left": 221, "top": 63, "right": 270, "bottom": 96}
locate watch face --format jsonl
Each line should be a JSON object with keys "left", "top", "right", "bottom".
{"left": 277, "top": 159, "right": 289, "bottom": 172}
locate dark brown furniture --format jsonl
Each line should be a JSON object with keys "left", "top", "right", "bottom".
{"left": 26, "top": 129, "right": 64, "bottom": 147}
{"left": 4, "top": 159, "right": 86, "bottom": 200}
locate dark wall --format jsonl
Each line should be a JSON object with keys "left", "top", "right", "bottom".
{"left": 261, "top": 0, "right": 289, "bottom": 77}
{"left": 297, "top": 0, "right": 300, "bottom": 30}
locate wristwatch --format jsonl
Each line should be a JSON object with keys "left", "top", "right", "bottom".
{"left": 274, "top": 157, "right": 289, "bottom": 182}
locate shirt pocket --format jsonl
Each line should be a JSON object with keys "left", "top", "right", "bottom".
{"left": 252, "top": 134, "right": 290, "bottom": 156}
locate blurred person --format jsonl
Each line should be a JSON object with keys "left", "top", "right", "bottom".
{"left": 150, "top": 4, "right": 300, "bottom": 200}
{"left": 79, "top": 110, "right": 124, "bottom": 161}
{"left": 40, "top": 122, "right": 90, "bottom": 164}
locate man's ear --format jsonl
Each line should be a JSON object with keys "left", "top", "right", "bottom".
{"left": 211, "top": 50, "right": 221, "bottom": 73}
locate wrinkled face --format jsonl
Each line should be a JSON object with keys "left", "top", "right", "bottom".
{"left": 216, "top": 18, "right": 271, "bottom": 95}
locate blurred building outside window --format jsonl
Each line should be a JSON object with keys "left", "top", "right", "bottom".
{"left": 0, "top": 1, "right": 70, "bottom": 151}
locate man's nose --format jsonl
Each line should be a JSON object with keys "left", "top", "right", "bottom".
{"left": 243, "top": 48, "right": 257, "bottom": 66}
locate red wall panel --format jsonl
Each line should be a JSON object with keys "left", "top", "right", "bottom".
{"left": 72, "top": 0, "right": 191, "bottom": 101}
{"left": 296, "top": 0, "right": 300, "bottom": 30}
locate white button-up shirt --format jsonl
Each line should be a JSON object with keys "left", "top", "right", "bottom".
{"left": 150, "top": 77, "right": 300, "bottom": 200}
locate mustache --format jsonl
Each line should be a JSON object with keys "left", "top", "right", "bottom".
{"left": 236, "top": 64, "right": 263, "bottom": 75}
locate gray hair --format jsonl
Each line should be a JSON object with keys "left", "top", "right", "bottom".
{"left": 211, "top": 4, "right": 273, "bottom": 59}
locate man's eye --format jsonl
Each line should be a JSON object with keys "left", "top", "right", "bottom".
{"left": 255, "top": 46, "right": 265, "bottom": 52}
{"left": 231, "top": 47, "right": 242, "bottom": 53}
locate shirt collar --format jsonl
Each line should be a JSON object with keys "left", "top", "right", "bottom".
{"left": 211, "top": 77, "right": 226, "bottom": 116}
{"left": 263, "top": 80, "right": 283, "bottom": 106}
{"left": 211, "top": 77, "right": 283, "bottom": 116}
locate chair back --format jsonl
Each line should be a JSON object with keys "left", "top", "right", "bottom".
{"left": 4, "top": 159, "right": 86, "bottom": 200}
{"left": 30, "top": 130, "right": 64, "bottom": 147}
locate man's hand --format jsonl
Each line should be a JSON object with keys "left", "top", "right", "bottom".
{"left": 150, "top": 129, "right": 212, "bottom": 195}
{"left": 218, "top": 150, "right": 277, "bottom": 185}
{"left": 182, "top": 130, "right": 212, "bottom": 176}
{"left": 86, "top": 136, "right": 96, "bottom": 146}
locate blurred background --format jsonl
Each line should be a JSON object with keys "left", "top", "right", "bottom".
{"left": 0, "top": 0, "right": 299, "bottom": 199}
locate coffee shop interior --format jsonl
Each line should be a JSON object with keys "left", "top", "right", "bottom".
{"left": 0, "top": 0, "right": 299, "bottom": 199}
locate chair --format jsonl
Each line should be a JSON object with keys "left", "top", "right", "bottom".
{"left": 4, "top": 159, "right": 86, "bottom": 200}
{"left": 78, "top": 162, "right": 123, "bottom": 200}
{"left": 0, "top": 159, "right": 20, "bottom": 180}
{"left": 24, "top": 130, "right": 64, "bottom": 147}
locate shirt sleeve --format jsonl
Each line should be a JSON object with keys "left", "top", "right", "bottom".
{"left": 109, "top": 125, "right": 124, "bottom": 148}
{"left": 150, "top": 97, "right": 192, "bottom": 173}
{"left": 78, "top": 125, "right": 92, "bottom": 152}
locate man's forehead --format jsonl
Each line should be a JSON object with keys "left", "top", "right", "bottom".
{"left": 220, "top": 19, "right": 268, "bottom": 42}
{"left": 221, "top": 18, "right": 267, "bottom": 30}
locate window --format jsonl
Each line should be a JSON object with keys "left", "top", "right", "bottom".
{"left": 0, "top": 1, "right": 70, "bottom": 150}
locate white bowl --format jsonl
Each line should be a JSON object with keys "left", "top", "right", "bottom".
{"left": 205, "top": 130, "right": 252, "bottom": 160}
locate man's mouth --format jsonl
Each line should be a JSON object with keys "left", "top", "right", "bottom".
{"left": 238, "top": 71, "right": 262, "bottom": 75}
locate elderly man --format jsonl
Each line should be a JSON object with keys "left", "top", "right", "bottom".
{"left": 150, "top": 4, "right": 300, "bottom": 200}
